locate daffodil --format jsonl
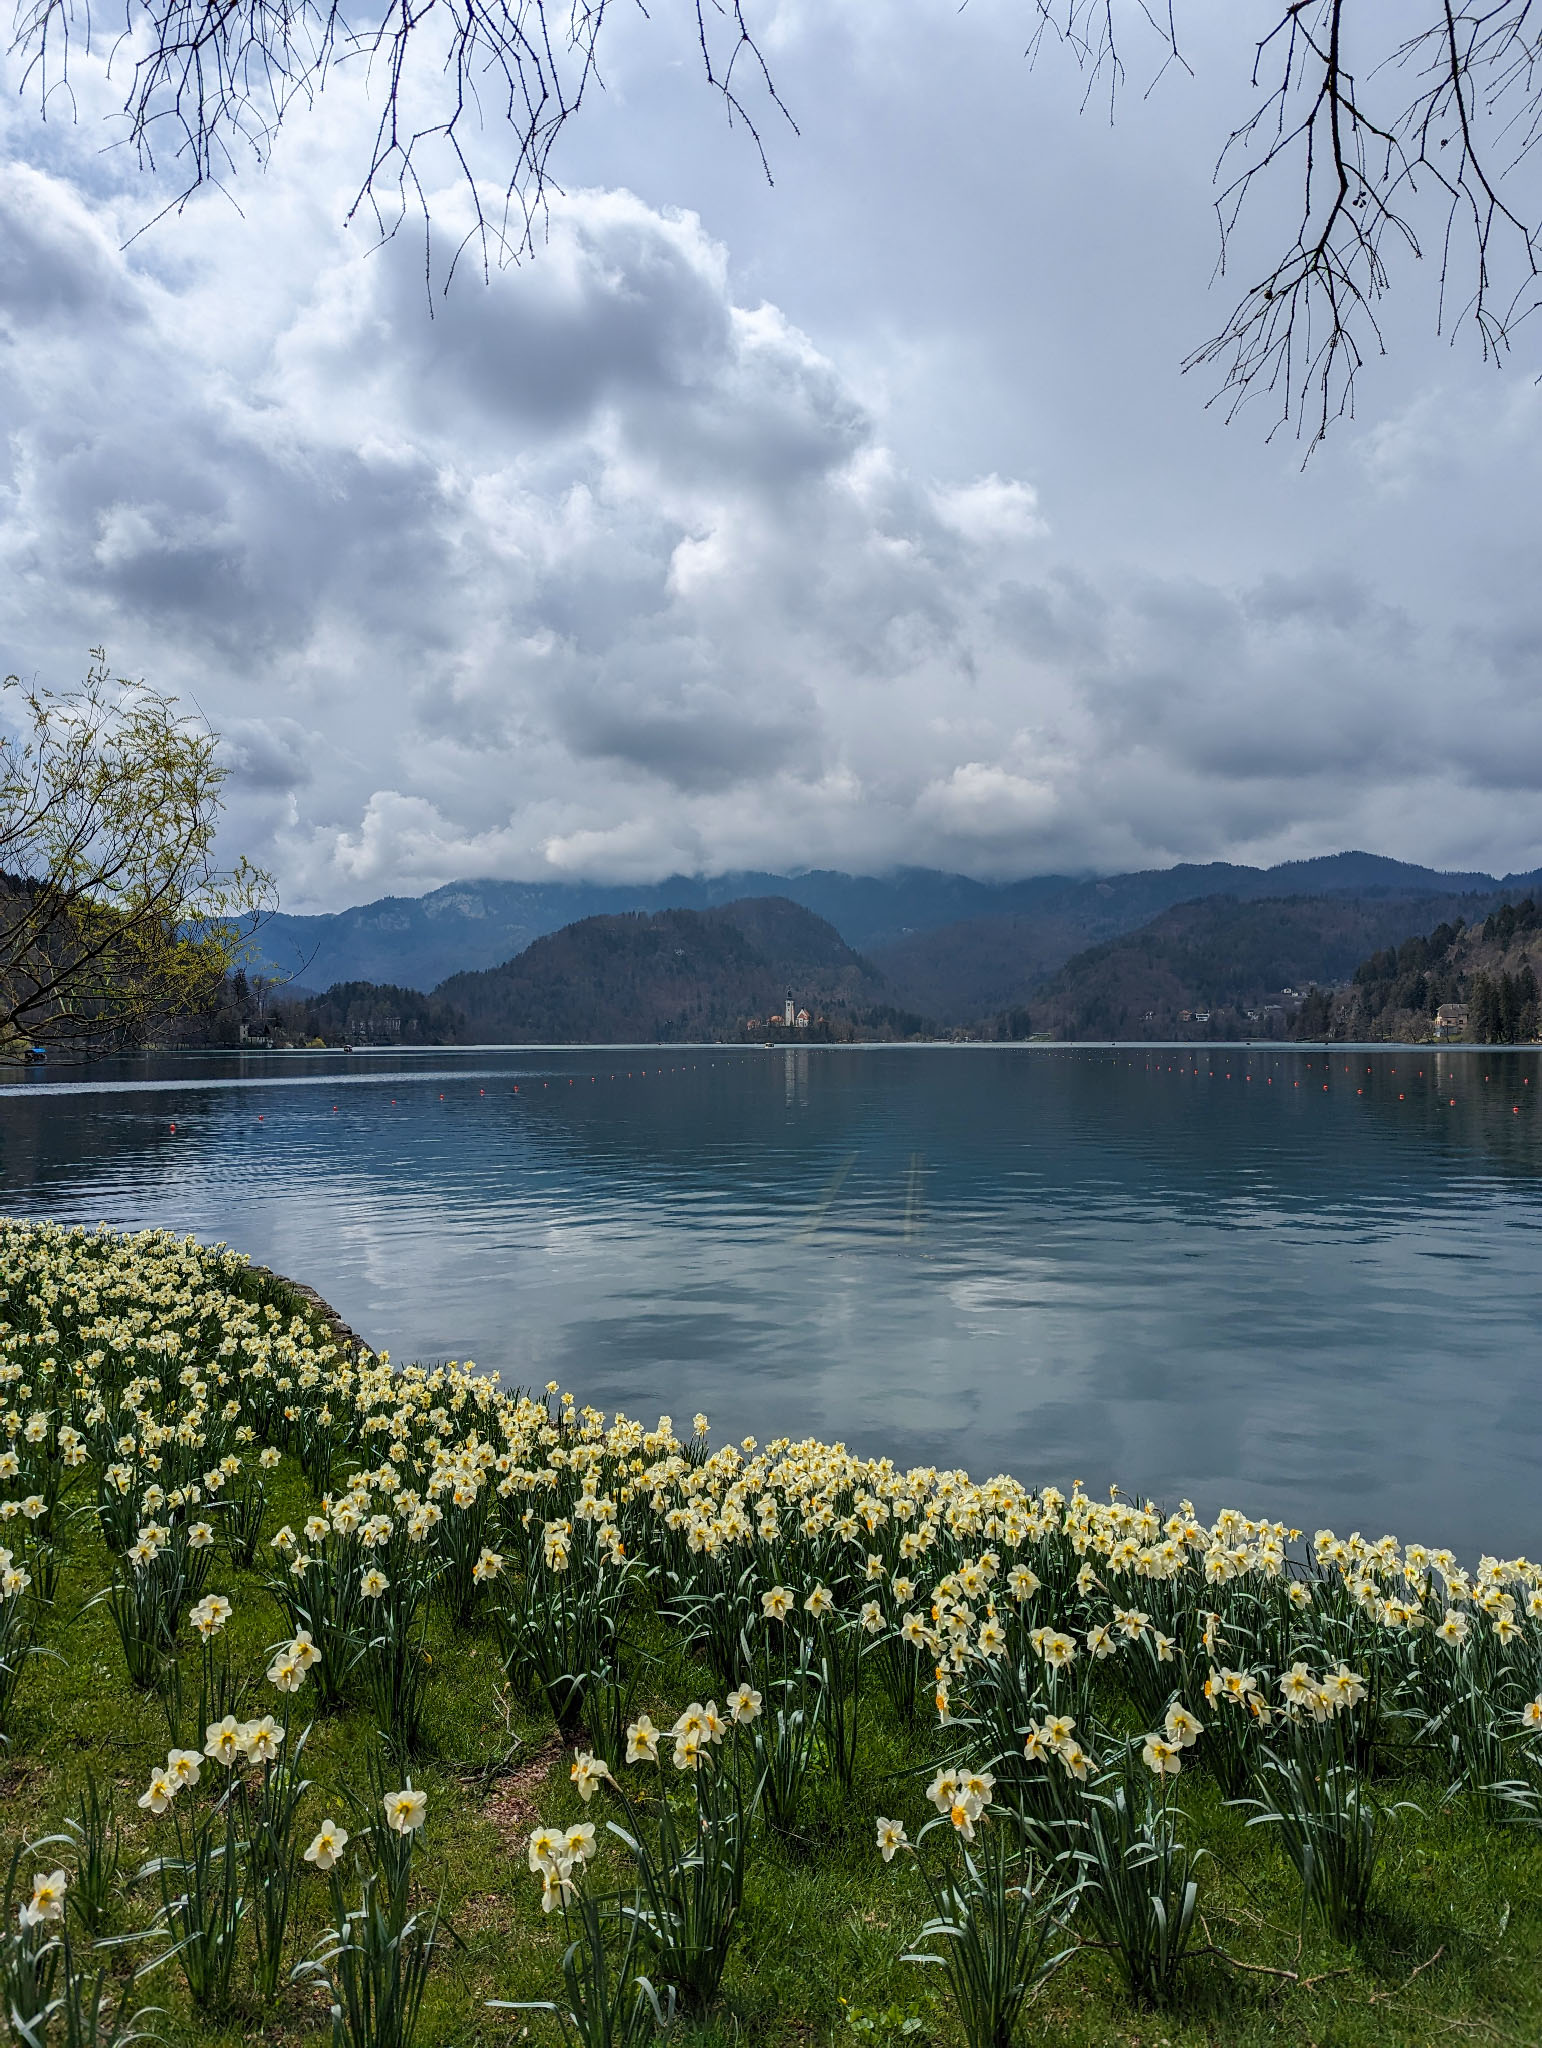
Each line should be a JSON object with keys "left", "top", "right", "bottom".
{"left": 138, "top": 1771, "right": 176, "bottom": 1815}
{"left": 19, "top": 1869, "right": 68, "bottom": 1927}
{"left": 926, "top": 1768, "right": 961, "bottom": 1813}
{"left": 267, "top": 1653, "right": 305, "bottom": 1693}
{"left": 188, "top": 1593, "right": 231, "bottom": 1637}
{"left": 626, "top": 1714, "right": 661, "bottom": 1763}
{"left": 528, "top": 1825, "right": 564, "bottom": 1873}
{"left": 1142, "top": 1734, "right": 1182, "bottom": 1778}
{"left": 1161, "top": 1704, "right": 1200, "bottom": 1749}
{"left": 242, "top": 1715, "right": 285, "bottom": 1763}
{"left": 570, "top": 1751, "right": 611, "bottom": 1802}
{"left": 384, "top": 1786, "right": 428, "bottom": 1834}
{"left": 204, "top": 1716, "right": 244, "bottom": 1766}
{"left": 1278, "top": 1662, "right": 1318, "bottom": 1708}
{"left": 727, "top": 1682, "right": 762, "bottom": 1724}
{"left": 948, "top": 1799, "right": 979, "bottom": 1839}
{"left": 304, "top": 1820, "right": 349, "bottom": 1870}
{"left": 875, "top": 1817, "right": 908, "bottom": 1862}
{"left": 1321, "top": 1663, "right": 1367, "bottom": 1711}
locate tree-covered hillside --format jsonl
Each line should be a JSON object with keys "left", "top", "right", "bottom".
{"left": 1301, "top": 901, "right": 1541, "bottom": 1043}
{"left": 432, "top": 897, "right": 919, "bottom": 1043}
{"left": 1027, "top": 892, "right": 1500, "bottom": 1042}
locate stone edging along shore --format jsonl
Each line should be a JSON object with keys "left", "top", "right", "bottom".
{"left": 246, "top": 1263, "right": 367, "bottom": 1357}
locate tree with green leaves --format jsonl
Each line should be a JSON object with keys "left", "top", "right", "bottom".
{"left": 0, "top": 653, "right": 276, "bottom": 1059}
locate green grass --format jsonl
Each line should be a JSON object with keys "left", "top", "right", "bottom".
{"left": 7, "top": 1479, "right": 1542, "bottom": 2048}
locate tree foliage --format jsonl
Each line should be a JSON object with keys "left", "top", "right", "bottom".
{"left": 0, "top": 652, "right": 276, "bottom": 1056}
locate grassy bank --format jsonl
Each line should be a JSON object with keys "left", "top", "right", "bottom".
{"left": 1, "top": 1220, "right": 1540, "bottom": 2048}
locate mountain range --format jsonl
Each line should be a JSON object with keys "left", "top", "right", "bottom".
{"left": 253, "top": 853, "right": 1542, "bottom": 1002}
{"left": 244, "top": 875, "right": 1542, "bottom": 1046}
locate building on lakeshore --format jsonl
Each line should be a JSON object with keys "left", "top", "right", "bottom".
{"left": 1435, "top": 1003, "right": 1470, "bottom": 1040}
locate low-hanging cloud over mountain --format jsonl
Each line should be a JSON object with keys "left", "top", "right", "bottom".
{"left": 3, "top": 9, "right": 1542, "bottom": 910}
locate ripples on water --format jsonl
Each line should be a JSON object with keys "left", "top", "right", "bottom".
{"left": 0, "top": 1043, "right": 1537, "bottom": 1559}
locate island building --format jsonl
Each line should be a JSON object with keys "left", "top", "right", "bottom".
{"left": 784, "top": 989, "right": 794, "bottom": 1026}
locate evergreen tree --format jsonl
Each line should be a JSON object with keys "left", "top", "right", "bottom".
{"left": 1469, "top": 974, "right": 1500, "bottom": 1044}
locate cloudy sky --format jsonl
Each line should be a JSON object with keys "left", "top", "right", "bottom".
{"left": 3, "top": 2, "right": 1541, "bottom": 911}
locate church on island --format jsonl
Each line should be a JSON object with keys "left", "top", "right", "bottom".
{"left": 778, "top": 989, "right": 811, "bottom": 1029}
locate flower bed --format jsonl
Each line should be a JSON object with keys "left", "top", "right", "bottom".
{"left": 1, "top": 1218, "right": 1540, "bottom": 2048}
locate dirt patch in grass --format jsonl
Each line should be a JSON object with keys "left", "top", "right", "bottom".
{"left": 483, "top": 1734, "right": 565, "bottom": 1849}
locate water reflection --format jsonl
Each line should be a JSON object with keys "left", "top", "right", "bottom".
{"left": 1, "top": 1044, "right": 1538, "bottom": 1558}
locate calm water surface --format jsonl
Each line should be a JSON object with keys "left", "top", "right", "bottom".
{"left": 0, "top": 1044, "right": 1537, "bottom": 1559}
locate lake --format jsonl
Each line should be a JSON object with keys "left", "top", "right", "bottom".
{"left": 1, "top": 1043, "right": 1537, "bottom": 1561}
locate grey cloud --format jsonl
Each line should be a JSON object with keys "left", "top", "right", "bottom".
{"left": 220, "top": 716, "right": 316, "bottom": 791}
{"left": 553, "top": 651, "right": 823, "bottom": 793}
{"left": 383, "top": 199, "right": 735, "bottom": 431}
{"left": 1243, "top": 570, "right": 1377, "bottom": 632}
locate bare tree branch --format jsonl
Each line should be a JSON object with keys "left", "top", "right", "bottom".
{"left": 9, "top": 0, "right": 795, "bottom": 277}
{"left": 1035, "top": 3, "right": 1542, "bottom": 445}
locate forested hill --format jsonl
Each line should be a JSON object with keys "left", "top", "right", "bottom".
{"left": 1027, "top": 891, "right": 1505, "bottom": 1041}
{"left": 432, "top": 898, "right": 922, "bottom": 1043}
{"left": 1299, "top": 899, "right": 1542, "bottom": 1042}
